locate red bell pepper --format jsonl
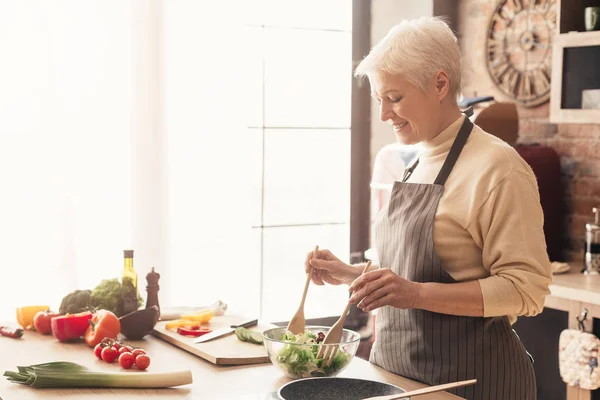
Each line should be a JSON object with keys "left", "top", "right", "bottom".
{"left": 177, "top": 327, "right": 212, "bottom": 337}
{"left": 51, "top": 312, "right": 93, "bottom": 342}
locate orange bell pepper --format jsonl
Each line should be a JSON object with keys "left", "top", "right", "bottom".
{"left": 84, "top": 309, "right": 121, "bottom": 347}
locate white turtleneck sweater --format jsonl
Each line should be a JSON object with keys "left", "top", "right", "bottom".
{"left": 405, "top": 115, "right": 552, "bottom": 323}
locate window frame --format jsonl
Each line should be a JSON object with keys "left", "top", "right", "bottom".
{"left": 346, "top": 0, "right": 372, "bottom": 330}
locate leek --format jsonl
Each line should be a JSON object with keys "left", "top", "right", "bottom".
{"left": 4, "top": 361, "right": 193, "bottom": 388}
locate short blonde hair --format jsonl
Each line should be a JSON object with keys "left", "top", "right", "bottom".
{"left": 355, "top": 16, "right": 462, "bottom": 100}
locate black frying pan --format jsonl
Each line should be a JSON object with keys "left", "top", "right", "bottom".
{"left": 278, "top": 377, "right": 408, "bottom": 400}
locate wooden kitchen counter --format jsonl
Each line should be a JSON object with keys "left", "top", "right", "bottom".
{"left": 542, "top": 264, "right": 600, "bottom": 400}
{"left": 0, "top": 330, "right": 462, "bottom": 400}
{"left": 548, "top": 266, "right": 600, "bottom": 306}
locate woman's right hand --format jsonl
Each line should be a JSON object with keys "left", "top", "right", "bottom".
{"left": 305, "top": 249, "right": 356, "bottom": 286}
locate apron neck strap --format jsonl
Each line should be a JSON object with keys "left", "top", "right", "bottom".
{"left": 401, "top": 158, "right": 420, "bottom": 182}
{"left": 401, "top": 115, "right": 474, "bottom": 185}
{"left": 433, "top": 116, "right": 474, "bottom": 186}
{"left": 462, "top": 106, "right": 474, "bottom": 117}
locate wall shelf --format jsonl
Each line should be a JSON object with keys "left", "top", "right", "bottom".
{"left": 558, "top": 0, "right": 600, "bottom": 34}
{"left": 556, "top": 30, "right": 600, "bottom": 46}
{"left": 550, "top": 6, "right": 600, "bottom": 124}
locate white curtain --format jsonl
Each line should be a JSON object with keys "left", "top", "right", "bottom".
{"left": 0, "top": 1, "right": 251, "bottom": 321}
{"left": 0, "top": 0, "right": 354, "bottom": 323}
{"left": 0, "top": 1, "right": 133, "bottom": 320}
{"left": 160, "top": 1, "right": 254, "bottom": 316}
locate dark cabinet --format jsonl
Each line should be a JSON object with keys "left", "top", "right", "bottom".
{"left": 513, "top": 308, "right": 568, "bottom": 400}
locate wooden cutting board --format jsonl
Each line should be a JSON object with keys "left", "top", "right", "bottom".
{"left": 151, "top": 315, "right": 276, "bottom": 365}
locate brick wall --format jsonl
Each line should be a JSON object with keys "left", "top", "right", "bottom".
{"left": 457, "top": 0, "right": 600, "bottom": 261}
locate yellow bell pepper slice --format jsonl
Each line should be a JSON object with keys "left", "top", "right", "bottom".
{"left": 181, "top": 310, "right": 213, "bottom": 324}
{"left": 16, "top": 305, "right": 50, "bottom": 330}
{"left": 165, "top": 319, "right": 204, "bottom": 330}
{"left": 164, "top": 311, "right": 214, "bottom": 330}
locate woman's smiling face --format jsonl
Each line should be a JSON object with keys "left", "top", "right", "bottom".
{"left": 370, "top": 71, "right": 442, "bottom": 145}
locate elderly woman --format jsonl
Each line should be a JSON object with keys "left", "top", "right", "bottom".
{"left": 305, "top": 17, "right": 551, "bottom": 399}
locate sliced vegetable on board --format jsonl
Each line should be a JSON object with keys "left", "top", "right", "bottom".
{"left": 177, "top": 327, "right": 212, "bottom": 337}
{"left": 164, "top": 319, "right": 204, "bottom": 330}
{"left": 3, "top": 361, "right": 192, "bottom": 388}
{"left": 235, "top": 327, "right": 263, "bottom": 345}
{"left": 180, "top": 310, "right": 213, "bottom": 323}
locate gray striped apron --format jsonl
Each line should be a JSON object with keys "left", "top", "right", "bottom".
{"left": 369, "top": 117, "right": 536, "bottom": 399}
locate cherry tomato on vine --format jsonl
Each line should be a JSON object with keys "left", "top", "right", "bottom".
{"left": 118, "top": 352, "right": 135, "bottom": 369}
{"left": 101, "top": 346, "right": 119, "bottom": 363}
{"left": 132, "top": 349, "right": 146, "bottom": 359}
{"left": 135, "top": 354, "right": 150, "bottom": 370}
{"left": 94, "top": 343, "right": 105, "bottom": 360}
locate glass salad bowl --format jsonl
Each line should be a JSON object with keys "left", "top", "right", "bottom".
{"left": 262, "top": 325, "right": 361, "bottom": 379}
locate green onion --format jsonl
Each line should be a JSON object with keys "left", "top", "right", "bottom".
{"left": 4, "top": 361, "right": 193, "bottom": 388}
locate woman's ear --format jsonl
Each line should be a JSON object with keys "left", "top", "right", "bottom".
{"left": 434, "top": 70, "right": 450, "bottom": 100}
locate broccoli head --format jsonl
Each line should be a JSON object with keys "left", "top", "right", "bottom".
{"left": 91, "top": 278, "right": 122, "bottom": 316}
{"left": 59, "top": 289, "right": 92, "bottom": 315}
{"left": 90, "top": 278, "right": 144, "bottom": 317}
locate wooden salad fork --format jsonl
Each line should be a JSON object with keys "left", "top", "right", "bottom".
{"left": 362, "top": 379, "right": 477, "bottom": 400}
{"left": 317, "top": 261, "right": 372, "bottom": 366}
{"left": 287, "top": 245, "right": 319, "bottom": 335}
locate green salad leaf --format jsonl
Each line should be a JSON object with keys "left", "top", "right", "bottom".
{"left": 275, "top": 330, "right": 351, "bottom": 379}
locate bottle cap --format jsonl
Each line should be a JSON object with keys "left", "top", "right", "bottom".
{"left": 123, "top": 250, "right": 134, "bottom": 258}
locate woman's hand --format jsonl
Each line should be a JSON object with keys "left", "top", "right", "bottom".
{"left": 305, "top": 249, "right": 357, "bottom": 286}
{"left": 348, "top": 269, "right": 421, "bottom": 312}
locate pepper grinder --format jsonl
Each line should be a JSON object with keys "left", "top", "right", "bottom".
{"left": 585, "top": 208, "right": 600, "bottom": 275}
{"left": 145, "top": 267, "right": 161, "bottom": 316}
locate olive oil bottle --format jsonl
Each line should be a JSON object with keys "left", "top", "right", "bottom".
{"left": 122, "top": 250, "right": 139, "bottom": 315}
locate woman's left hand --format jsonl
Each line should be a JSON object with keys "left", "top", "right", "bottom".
{"left": 348, "top": 269, "right": 420, "bottom": 312}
